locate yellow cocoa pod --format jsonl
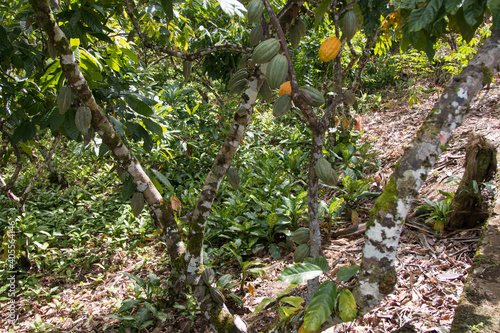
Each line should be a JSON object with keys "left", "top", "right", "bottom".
{"left": 319, "top": 36, "right": 341, "bottom": 62}
{"left": 279, "top": 81, "right": 291, "bottom": 96}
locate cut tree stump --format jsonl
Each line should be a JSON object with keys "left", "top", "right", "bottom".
{"left": 450, "top": 151, "right": 500, "bottom": 332}
{"left": 447, "top": 132, "right": 497, "bottom": 230}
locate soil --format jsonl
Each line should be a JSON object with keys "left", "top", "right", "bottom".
{"left": 4, "top": 74, "right": 499, "bottom": 333}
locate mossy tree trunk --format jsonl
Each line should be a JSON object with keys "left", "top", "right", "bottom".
{"left": 353, "top": 29, "right": 500, "bottom": 314}
{"left": 447, "top": 133, "right": 497, "bottom": 230}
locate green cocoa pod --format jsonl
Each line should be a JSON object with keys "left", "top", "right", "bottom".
{"left": 344, "top": 90, "right": 356, "bottom": 105}
{"left": 290, "top": 24, "right": 302, "bottom": 49}
{"left": 57, "top": 86, "right": 72, "bottom": 114}
{"left": 266, "top": 54, "right": 288, "bottom": 89}
{"left": 75, "top": 105, "right": 92, "bottom": 135}
{"left": 209, "top": 286, "right": 225, "bottom": 305}
{"left": 252, "top": 38, "right": 280, "bottom": 64}
{"left": 299, "top": 86, "right": 325, "bottom": 107}
{"left": 342, "top": 11, "right": 358, "bottom": 40}
{"left": 272, "top": 93, "right": 292, "bottom": 118}
{"left": 229, "top": 79, "right": 248, "bottom": 94}
{"left": 183, "top": 60, "right": 192, "bottom": 80}
{"left": 131, "top": 192, "right": 145, "bottom": 217}
{"left": 259, "top": 80, "right": 273, "bottom": 102}
{"left": 249, "top": 24, "right": 264, "bottom": 46}
{"left": 292, "top": 227, "right": 310, "bottom": 244}
{"left": 315, "top": 157, "right": 338, "bottom": 186}
{"left": 247, "top": 0, "right": 263, "bottom": 24}
{"left": 294, "top": 244, "right": 310, "bottom": 263}
{"left": 297, "top": 17, "right": 307, "bottom": 37}
{"left": 202, "top": 267, "right": 215, "bottom": 286}
{"left": 227, "top": 69, "right": 249, "bottom": 90}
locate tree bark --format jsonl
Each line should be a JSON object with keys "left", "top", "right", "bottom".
{"left": 353, "top": 29, "right": 500, "bottom": 314}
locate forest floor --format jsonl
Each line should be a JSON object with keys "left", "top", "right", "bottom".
{"left": 5, "top": 74, "right": 500, "bottom": 333}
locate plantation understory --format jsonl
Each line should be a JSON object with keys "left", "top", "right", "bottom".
{"left": 2, "top": 74, "right": 498, "bottom": 333}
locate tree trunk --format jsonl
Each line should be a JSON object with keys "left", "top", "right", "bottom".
{"left": 448, "top": 132, "right": 497, "bottom": 229}
{"left": 353, "top": 29, "right": 500, "bottom": 314}
{"left": 306, "top": 130, "right": 325, "bottom": 302}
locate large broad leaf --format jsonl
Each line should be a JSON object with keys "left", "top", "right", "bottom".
{"left": 143, "top": 118, "right": 164, "bottom": 137}
{"left": 253, "top": 297, "right": 275, "bottom": 313}
{"left": 280, "top": 296, "right": 304, "bottom": 308}
{"left": 463, "top": 0, "right": 485, "bottom": 26}
{"left": 218, "top": 0, "right": 246, "bottom": 18}
{"left": 489, "top": 0, "right": 500, "bottom": 29}
{"left": 118, "top": 298, "right": 144, "bottom": 313}
{"left": 408, "top": 0, "right": 444, "bottom": 32}
{"left": 125, "top": 95, "right": 154, "bottom": 116}
{"left": 123, "top": 272, "right": 147, "bottom": 290}
{"left": 12, "top": 120, "right": 35, "bottom": 144}
{"left": 266, "top": 212, "right": 279, "bottom": 229}
{"left": 268, "top": 243, "right": 281, "bottom": 260}
{"left": 337, "top": 264, "right": 360, "bottom": 281}
{"left": 305, "top": 256, "right": 330, "bottom": 273}
{"left": 445, "top": 0, "right": 463, "bottom": 14}
{"left": 303, "top": 281, "right": 337, "bottom": 332}
{"left": 63, "top": 109, "right": 80, "bottom": 140}
{"left": 150, "top": 169, "right": 174, "bottom": 193}
{"left": 160, "top": 0, "right": 174, "bottom": 20}
{"left": 338, "top": 289, "right": 357, "bottom": 322}
{"left": 135, "top": 306, "right": 150, "bottom": 324}
{"left": 279, "top": 263, "right": 323, "bottom": 284}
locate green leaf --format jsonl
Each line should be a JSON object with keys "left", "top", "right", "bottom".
{"left": 338, "top": 289, "right": 357, "bottom": 322}
{"left": 49, "top": 108, "right": 66, "bottom": 132}
{"left": 329, "top": 197, "right": 344, "bottom": 215}
{"left": 110, "top": 116, "right": 124, "bottom": 138}
{"left": 315, "top": 0, "right": 330, "bottom": 27}
{"left": 118, "top": 298, "right": 143, "bottom": 313}
{"left": 63, "top": 109, "right": 80, "bottom": 140}
{"left": 147, "top": 273, "right": 160, "bottom": 287}
{"left": 135, "top": 306, "right": 151, "bottom": 324}
{"left": 268, "top": 243, "right": 281, "bottom": 260}
{"left": 463, "top": 0, "right": 485, "bottom": 26}
{"left": 218, "top": 0, "right": 247, "bottom": 18}
{"left": 121, "top": 48, "right": 139, "bottom": 64}
{"left": 305, "top": 256, "right": 330, "bottom": 272}
{"left": 408, "top": 0, "right": 444, "bottom": 32}
{"left": 125, "top": 95, "right": 154, "bottom": 116}
{"left": 143, "top": 118, "right": 164, "bottom": 137}
{"left": 150, "top": 169, "right": 174, "bottom": 193}
{"left": 123, "top": 272, "right": 147, "bottom": 290}
{"left": 489, "top": 0, "right": 500, "bottom": 29}
{"left": 12, "top": 121, "right": 35, "bottom": 144}
{"left": 161, "top": 0, "right": 174, "bottom": 20}
{"left": 279, "top": 263, "right": 323, "bottom": 284}
{"left": 337, "top": 265, "right": 360, "bottom": 281}
{"left": 303, "top": 281, "right": 337, "bottom": 332}
{"left": 217, "top": 274, "right": 233, "bottom": 288}
{"left": 144, "top": 301, "right": 157, "bottom": 316}
{"left": 266, "top": 212, "right": 279, "bottom": 229}
{"left": 445, "top": 0, "right": 463, "bottom": 14}
{"left": 280, "top": 296, "right": 304, "bottom": 308}
{"left": 254, "top": 297, "right": 275, "bottom": 313}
